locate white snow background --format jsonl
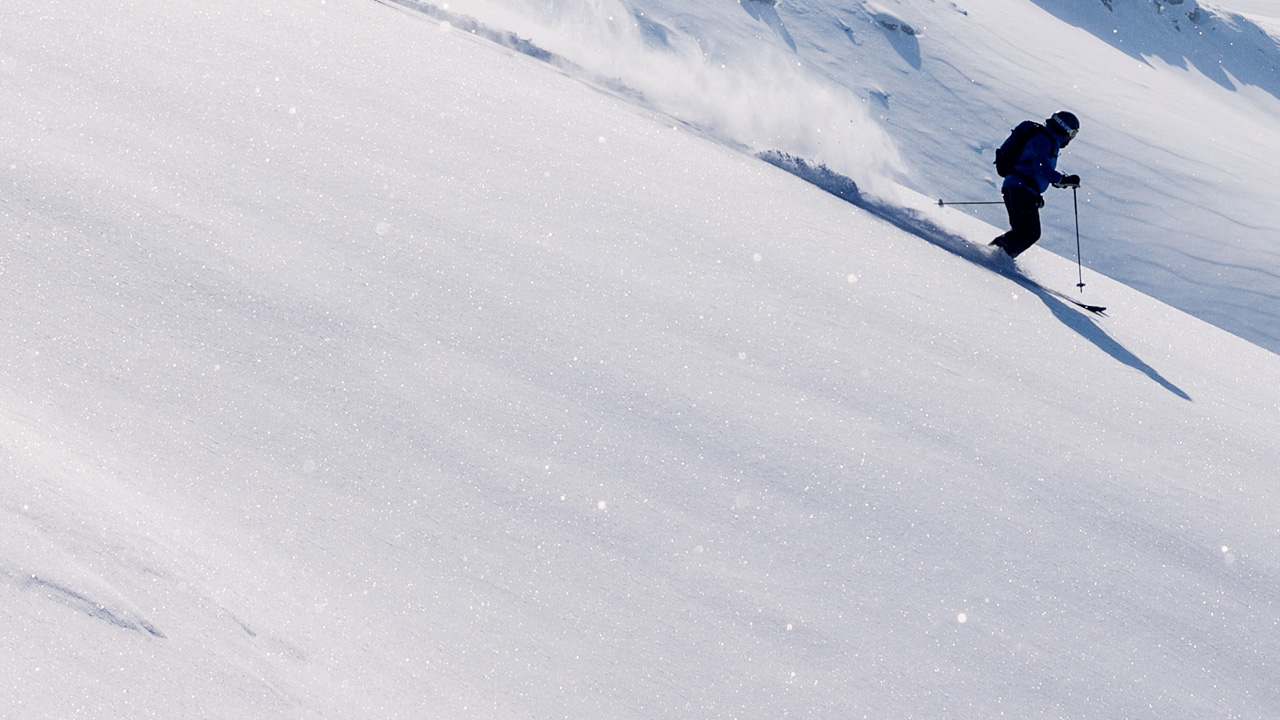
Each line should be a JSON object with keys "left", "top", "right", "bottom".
{"left": 3, "top": 0, "right": 1280, "bottom": 717}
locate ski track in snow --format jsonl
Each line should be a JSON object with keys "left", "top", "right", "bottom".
{"left": 20, "top": 574, "right": 166, "bottom": 638}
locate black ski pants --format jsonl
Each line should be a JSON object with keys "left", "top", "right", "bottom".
{"left": 992, "top": 186, "right": 1043, "bottom": 258}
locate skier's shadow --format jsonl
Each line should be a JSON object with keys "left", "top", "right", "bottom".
{"left": 1011, "top": 277, "right": 1192, "bottom": 401}
{"left": 755, "top": 151, "right": 1192, "bottom": 401}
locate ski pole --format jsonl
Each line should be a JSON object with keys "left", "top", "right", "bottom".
{"left": 937, "top": 199, "right": 1003, "bottom": 207}
{"left": 1073, "top": 186, "right": 1085, "bottom": 291}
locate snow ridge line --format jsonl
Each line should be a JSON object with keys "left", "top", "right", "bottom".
{"left": 757, "top": 149, "right": 997, "bottom": 268}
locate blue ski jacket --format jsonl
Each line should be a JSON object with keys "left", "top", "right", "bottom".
{"left": 1002, "top": 131, "right": 1066, "bottom": 195}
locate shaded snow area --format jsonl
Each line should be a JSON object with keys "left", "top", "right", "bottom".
{"left": 3, "top": 0, "right": 1280, "bottom": 718}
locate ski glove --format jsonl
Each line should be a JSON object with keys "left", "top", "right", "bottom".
{"left": 1054, "top": 174, "right": 1081, "bottom": 189}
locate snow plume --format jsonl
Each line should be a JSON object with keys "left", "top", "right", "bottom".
{"left": 437, "top": 0, "right": 905, "bottom": 191}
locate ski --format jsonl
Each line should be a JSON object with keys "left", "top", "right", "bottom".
{"left": 1060, "top": 295, "right": 1107, "bottom": 315}
{"left": 1032, "top": 280, "right": 1107, "bottom": 315}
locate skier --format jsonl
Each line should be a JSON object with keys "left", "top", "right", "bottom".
{"left": 991, "top": 111, "right": 1082, "bottom": 258}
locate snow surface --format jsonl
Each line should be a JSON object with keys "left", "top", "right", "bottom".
{"left": 3, "top": 0, "right": 1280, "bottom": 718}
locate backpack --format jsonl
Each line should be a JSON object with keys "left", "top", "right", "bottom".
{"left": 994, "top": 121, "right": 1048, "bottom": 177}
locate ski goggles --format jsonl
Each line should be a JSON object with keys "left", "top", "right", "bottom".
{"left": 1051, "top": 116, "right": 1079, "bottom": 139}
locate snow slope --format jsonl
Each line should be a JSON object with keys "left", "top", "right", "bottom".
{"left": 4, "top": 0, "right": 1280, "bottom": 718}
{"left": 446, "top": 0, "right": 1280, "bottom": 355}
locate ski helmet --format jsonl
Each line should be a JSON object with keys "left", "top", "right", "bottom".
{"left": 1048, "top": 111, "right": 1080, "bottom": 140}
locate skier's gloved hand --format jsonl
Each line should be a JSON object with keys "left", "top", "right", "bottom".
{"left": 1054, "top": 174, "right": 1081, "bottom": 189}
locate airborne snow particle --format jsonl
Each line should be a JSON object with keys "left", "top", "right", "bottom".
{"left": 376, "top": 222, "right": 391, "bottom": 236}
{"left": 597, "top": 500, "right": 607, "bottom": 510}
{"left": 957, "top": 613, "right": 968, "bottom": 624}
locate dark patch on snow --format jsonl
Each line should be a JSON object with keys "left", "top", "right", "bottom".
{"left": 869, "top": 10, "right": 922, "bottom": 69}
{"left": 835, "top": 18, "right": 861, "bottom": 46}
{"left": 25, "top": 575, "right": 167, "bottom": 638}
{"left": 632, "top": 9, "right": 674, "bottom": 50}
{"left": 229, "top": 613, "right": 258, "bottom": 638}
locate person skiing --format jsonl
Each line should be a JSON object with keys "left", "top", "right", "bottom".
{"left": 991, "top": 111, "right": 1081, "bottom": 258}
